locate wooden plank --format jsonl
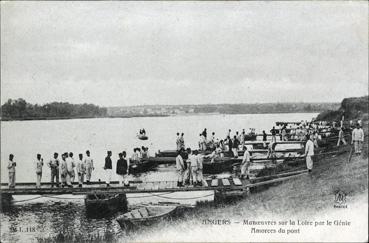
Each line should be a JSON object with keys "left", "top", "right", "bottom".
{"left": 222, "top": 179, "right": 231, "bottom": 186}
{"left": 211, "top": 179, "right": 218, "bottom": 187}
{"left": 232, "top": 178, "right": 242, "bottom": 186}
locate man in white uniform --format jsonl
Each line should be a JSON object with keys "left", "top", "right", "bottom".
{"left": 240, "top": 146, "right": 251, "bottom": 179}
{"left": 305, "top": 135, "right": 314, "bottom": 173}
{"left": 176, "top": 149, "right": 185, "bottom": 187}
{"left": 336, "top": 127, "right": 347, "bottom": 146}
{"left": 84, "top": 150, "right": 94, "bottom": 184}
{"left": 351, "top": 124, "right": 364, "bottom": 155}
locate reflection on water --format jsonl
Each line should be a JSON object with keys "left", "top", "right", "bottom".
{"left": 0, "top": 113, "right": 316, "bottom": 242}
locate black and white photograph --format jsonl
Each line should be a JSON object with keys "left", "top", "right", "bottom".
{"left": 0, "top": 1, "right": 368, "bottom": 242}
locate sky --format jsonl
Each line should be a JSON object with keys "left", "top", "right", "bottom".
{"left": 1, "top": 1, "right": 368, "bottom": 107}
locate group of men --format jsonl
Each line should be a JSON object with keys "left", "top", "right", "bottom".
{"left": 175, "top": 148, "right": 204, "bottom": 187}
{"left": 175, "top": 133, "right": 186, "bottom": 151}
{"left": 7, "top": 149, "right": 132, "bottom": 189}
{"left": 130, "top": 146, "right": 150, "bottom": 162}
{"left": 7, "top": 150, "right": 94, "bottom": 189}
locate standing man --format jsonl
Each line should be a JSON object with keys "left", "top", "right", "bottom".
{"left": 232, "top": 135, "right": 240, "bottom": 158}
{"left": 116, "top": 152, "right": 129, "bottom": 186}
{"left": 176, "top": 132, "right": 181, "bottom": 151}
{"left": 202, "top": 128, "right": 207, "bottom": 139}
{"left": 176, "top": 148, "right": 185, "bottom": 187}
{"left": 48, "top": 152, "right": 60, "bottom": 188}
{"left": 66, "top": 152, "right": 76, "bottom": 186}
{"left": 351, "top": 124, "right": 364, "bottom": 155}
{"left": 227, "top": 129, "right": 231, "bottom": 138}
{"left": 199, "top": 134, "right": 206, "bottom": 151}
{"left": 262, "top": 130, "right": 268, "bottom": 148}
{"left": 35, "top": 154, "right": 44, "bottom": 188}
{"left": 270, "top": 126, "right": 277, "bottom": 143}
{"left": 240, "top": 146, "right": 250, "bottom": 179}
{"left": 304, "top": 135, "right": 314, "bottom": 173}
{"left": 184, "top": 148, "right": 194, "bottom": 185}
{"left": 104, "top": 151, "right": 113, "bottom": 187}
{"left": 190, "top": 150, "right": 199, "bottom": 186}
{"left": 8, "top": 154, "right": 16, "bottom": 188}
{"left": 180, "top": 133, "right": 185, "bottom": 149}
{"left": 84, "top": 150, "right": 94, "bottom": 184}
{"left": 76, "top": 153, "right": 85, "bottom": 187}
{"left": 281, "top": 126, "right": 287, "bottom": 141}
{"left": 60, "top": 153, "right": 68, "bottom": 188}
{"left": 240, "top": 129, "right": 246, "bottom": 147}
{"left": 196, "top": 151, "right": 205, "bottom": 186}
{"left": 337, "top": 127, "right": 347, "bottom": 146}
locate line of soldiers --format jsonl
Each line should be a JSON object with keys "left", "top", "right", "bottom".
{"left": 7, "top": 150, "right": 131, "bottom": 188}
{"left": 7, "top": 151, "right": 94, "bottom": 188}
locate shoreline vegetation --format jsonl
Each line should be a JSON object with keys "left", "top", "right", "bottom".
{"left": 1, "top": 98, "right": 339, "bottom": 121}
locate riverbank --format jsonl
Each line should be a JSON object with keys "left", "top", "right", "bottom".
{"left": 127, "top": 116, "right": 368, "bottom": 242}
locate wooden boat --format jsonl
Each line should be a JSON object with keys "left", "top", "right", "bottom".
{"left": 244, "top": 134, "right": 257, "bottom": 141}
{"left": 85, "top": 193, "right": 127, "bottom": 214}
{"left": 137, "top": 134, "right": 148, "bottom": 140}
{"left": 116, "top": 205, "right": 178, "bottom": 230}
{"left": 129, "top": 158, "right": 156, "bottom": 174}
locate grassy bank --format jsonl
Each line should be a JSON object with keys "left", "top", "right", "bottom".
{"left": 127, "top": 116, "right": 368, "bottom": 242}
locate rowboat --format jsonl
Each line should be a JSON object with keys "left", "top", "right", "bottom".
{"left": 116, "top": 205, "right": 179, "bottom": 230}
{"left": 137, "top": 134, "right": 148, "bottom": 140}
{"left": 85, "top": 193, "right": 127, "bottom": 215}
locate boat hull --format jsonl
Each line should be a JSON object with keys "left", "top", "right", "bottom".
{"left": 85, "top": 194, "right": 127, "bottom": 216}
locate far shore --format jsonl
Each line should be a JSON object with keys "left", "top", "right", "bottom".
{"left": 0, "top": 111, "right": 321, "bottom": 122}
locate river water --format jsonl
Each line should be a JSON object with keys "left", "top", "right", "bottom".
{"left": 0, "top": 113, "right": 316, "bottom": 242}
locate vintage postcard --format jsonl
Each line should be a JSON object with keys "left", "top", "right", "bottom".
{"left": 1, "top": 1, "right": 368, "bottom": 242}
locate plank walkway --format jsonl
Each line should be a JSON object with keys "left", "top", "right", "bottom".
{"left": 1, "top": 178, "right": 250, "bottom": 196}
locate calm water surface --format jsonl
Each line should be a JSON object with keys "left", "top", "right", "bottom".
{"left": 0, "top": 113, "right": 316, "bottom": 242}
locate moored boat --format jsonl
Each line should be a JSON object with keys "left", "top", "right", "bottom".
{"left": 116, "top": 205, "right": 179, "bottom": 230}
{"left": 85, "top": 193, "right": 127, "bottom": 215}
{"left": 129, "top": 158, "right": 156, "bottom": 174}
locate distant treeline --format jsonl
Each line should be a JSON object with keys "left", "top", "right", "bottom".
{"left": 192, "top": 103, "right": 340, "bottom": 114}
{"left": 1, "top": 98, "right": 107, "bottom": 120}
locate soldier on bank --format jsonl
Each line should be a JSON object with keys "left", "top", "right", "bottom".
{"left": 48, "top": 152, "right": 60, "bottom": 187}
{"left": 8, "top": 154, "right": 16, "bottom": 188}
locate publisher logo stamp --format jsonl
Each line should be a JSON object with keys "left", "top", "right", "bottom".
{"left": 334, "top": 190, "right": 347, "bottom": 208}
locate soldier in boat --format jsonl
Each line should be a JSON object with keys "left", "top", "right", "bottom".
{"left": 240, "top": 146, "right": 251, "bottom": 179}
{"left": 176, "top": 132, "right": 181, "bottom": 151}
{"left": 232, "top": 135, "right": 240, "bottom": 158}
{"left": 180, "top": 133, "right": 185, "bottom": 149}
{"left": 141, "top": 146, "right": 149, "bottom": 159}
{"left": 199, "top": 134, "right": 206, "bottom": 151}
